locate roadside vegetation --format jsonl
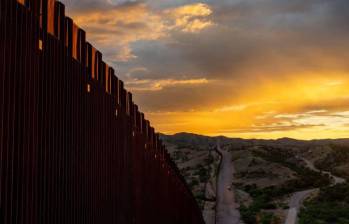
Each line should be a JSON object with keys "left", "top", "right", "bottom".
{"left": 253, "top": 147, "right": 331, "bottom": 190}
{"left": 240, "top": 184, "right": 282, "bottom": 224}
{"left": 315, "top": 144, "right": 349, "bottom": 180}
{"left": 171, "top": 147, "right": 219, "bottom": 209}
{"left": 299, "top": 183, "right": 349, "bottom": 224}
{"left": 162, "top": 134, "right": 349, "bottom": 224}
{"left": 239, "top": 146, "right": 331, "bottom": 224}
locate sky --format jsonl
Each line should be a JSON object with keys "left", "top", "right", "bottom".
{"left": 60, "top": 0, "right": 349, "bottom": 139}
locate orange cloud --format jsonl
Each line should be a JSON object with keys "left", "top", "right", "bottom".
{"left": 68, "top": 3, "right": 165, "bottom": 61}
{"left": 66, "top": 2, "right": 213, "bottom": 62}
{"left": 126, "top": 78, "right": 209, "bottom": 91}
{"left": 164, "top": 3, "right": 213, "bottom": 32}
{"left": 143, "top": 73, "right": 349, "bottom": 139}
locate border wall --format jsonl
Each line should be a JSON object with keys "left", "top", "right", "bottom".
{"left": 0, "top": 1, "right": 205, "bottom": 223}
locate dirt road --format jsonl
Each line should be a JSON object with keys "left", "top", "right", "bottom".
{"left": 216, "top": 141, "right": 242, "bottom": 224}
{"left": 284, "top": 158, "right": 346, "bottom": 224}
{"left": 284, "top": 189, "right": 317, "bottom": 224}
{"left": 302, "top": 158, "right": 346, "bottom": 185}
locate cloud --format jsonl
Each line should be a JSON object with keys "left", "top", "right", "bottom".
{"left": 224, "top": 124, "right": 324, "bottom": 134}
{"left": 60, "top": 0, "right": 349, "bottom": 139}
{"left": 66, "top": 2, "right": 165, "bottom": 61}
{"left": 164, "top": 3, "right": 213, "bottom": 32}
{"left": 62, "top": 1, "right": 213, "bottom": 62}
{"left": 250, "top": 109, "right": 349, "bottom": 134}
{"left": 126, "top": 78, "right": 209, "bottom": 91}
{"left": 215, "top": 105, "right": 248, "bottom": 112}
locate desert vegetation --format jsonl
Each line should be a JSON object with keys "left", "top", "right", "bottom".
{"left": 161, "top": 133, "right": 349, "bottom": 224}
{"left": 299, "top": 183, "right": 349, "bottom": 224}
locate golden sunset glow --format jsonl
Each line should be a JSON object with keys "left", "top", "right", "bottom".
{"left": 144, "top": 73, "right": 349, "bottom": 139}
{"left": 62, "top": 0, "right": 349, "bottom": 139}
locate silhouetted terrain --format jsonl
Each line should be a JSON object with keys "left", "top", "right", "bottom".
{"left": 161, "top": 133, "right": 349, "bottom": 224}
{"left": 161, "top": 133, "right": 221, "bottom": 223}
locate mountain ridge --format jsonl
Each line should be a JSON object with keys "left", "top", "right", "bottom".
{"left": 161, "top": 132, "right": 349, "bottom": 142}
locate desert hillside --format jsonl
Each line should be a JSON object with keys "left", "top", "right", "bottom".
{"left": 161, "top": 133, "right": 349, "bottom": 224}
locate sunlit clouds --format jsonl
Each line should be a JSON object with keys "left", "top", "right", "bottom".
{"left": 61, "top": 0, "right": 349, "bottom": 139}
{"left": 143, "top": 74, "right": 349, "bottom": 139}
{"left": 70, "top": 2, "right": 165, "bottom": 61}
{"left": 66, "top": 2, "right": 213, "bottom": 61}
{"left": 164, "top": 3, "right": 213, "bottom": 32}
{"left": 126, "top": 78, "right": 209, "bottom": 91}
